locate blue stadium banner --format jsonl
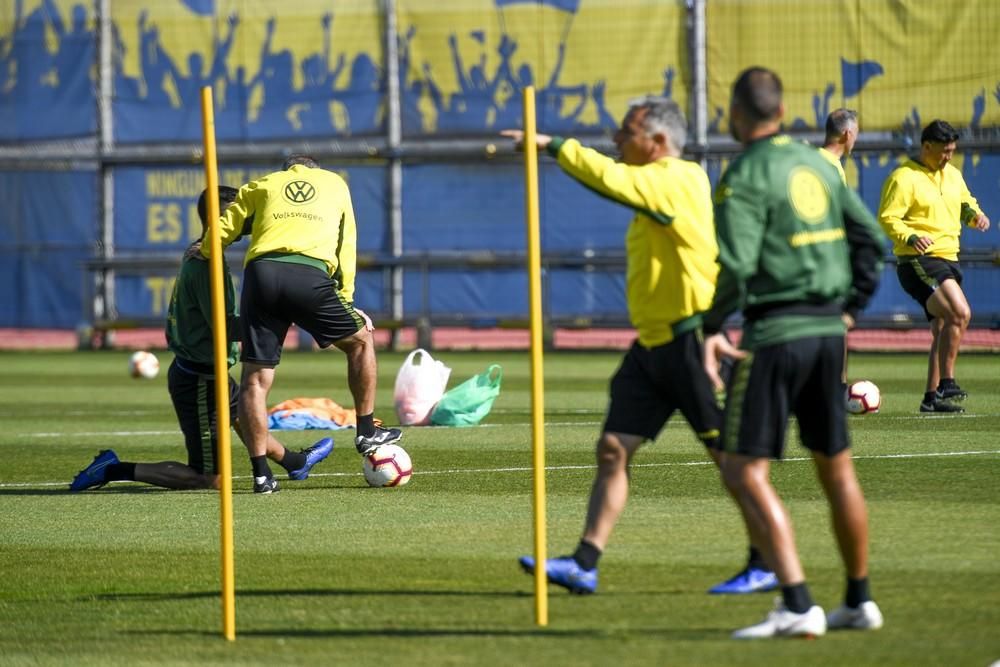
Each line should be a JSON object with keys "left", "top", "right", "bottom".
{"left": 105, "top": 163, "right": 389, "bottom": 322}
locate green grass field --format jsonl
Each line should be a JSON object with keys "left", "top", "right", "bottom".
{"left": 1, "top": 349, "right": 998, "bottom": 666}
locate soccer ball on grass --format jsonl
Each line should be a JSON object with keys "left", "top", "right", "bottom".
{"left": 846, "top": 380, "right": 881, "bottom": 414}
{"left": 128, "top": 351, "right": 160, "bottom": 380}
{"left": 362, "top": 444, "right": 413, "bottom": 487}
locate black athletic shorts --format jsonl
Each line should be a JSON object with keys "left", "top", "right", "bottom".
{"left": 722, "top": 335, "right": 849, "bottom": 459}
{"left": 896, "top": 255, "right": 963, "bottom": 321}
{"left": 240, "top": 258, "right": 365, "bottom": 365}
{"left": 168, "top": 358, "right": 239, "bottom": 475}
{"left": 603, "top": 330, "right": 722, "bottom": 448}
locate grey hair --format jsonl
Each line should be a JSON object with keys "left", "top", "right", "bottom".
{"left": 628, "top": 96, "right": 688, "bottom": 154}
{"left": 825, "top": 108, "right": 858, "bottom": 141}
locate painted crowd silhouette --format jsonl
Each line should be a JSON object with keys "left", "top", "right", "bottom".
{"left": 1, "top": 3, "right": 998, "bottom": 145}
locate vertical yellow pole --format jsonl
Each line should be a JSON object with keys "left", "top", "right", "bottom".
{"left": 200, "top": 85, "right": 236, "bottom": 642}
{"left": 522, "top": 86, "right": 548, "bottom": 626}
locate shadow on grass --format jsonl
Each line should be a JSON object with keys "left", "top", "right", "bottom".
{"left": 127, "top": 626, "right": 727, "bottom": 640}
{"left": 0, "top": 484, "right": 363, "bottom": 495}
{"left": 0, "top": 486, "right": 174, "bottom": 496}
{"left": 91, "top": 588, "right": 532, "bottom": 602}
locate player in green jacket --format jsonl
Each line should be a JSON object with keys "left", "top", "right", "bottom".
{"left": 504, "top": 96, "right": 777, "bottom": 597}
{"left": 703, "top": 67, "right": 885, "bottom": 639}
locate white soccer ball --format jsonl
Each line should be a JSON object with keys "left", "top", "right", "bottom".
{"left": 846, "top": 380, "right": 881, "bottom": 414}
{"left": 362, "top": 444, "right": 413, "bottom": 487}
{"left": 128, "top": 350, "right": 160, "bottom": 380}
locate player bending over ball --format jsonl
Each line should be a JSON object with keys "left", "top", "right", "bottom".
{"left": 203, "top": 155, "right": 401, "bottom": 494}
{"left": 70, "top": 186, "right": 333, "bottom": 492}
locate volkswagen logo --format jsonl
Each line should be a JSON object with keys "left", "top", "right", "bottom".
{"left": 283, "top": 180, "right": 316, "bottom": 205}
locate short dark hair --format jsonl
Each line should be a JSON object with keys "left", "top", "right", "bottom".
{"left": 283, "top": 154, "right": 320, "bottom": 170}
{"left": 731, "top": 67, "right": 783, "bottom": 122}
{"left": 825, "top": 108, "right": 858, "bottom": 140}
{"left": 921, "top": 119, "right": 959, "bottom": 145}
{"left": 197, "top": 185, "right": 239, "bottom": 227}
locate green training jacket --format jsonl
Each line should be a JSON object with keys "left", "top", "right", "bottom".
{"left": 704, "top": 134, "right": 885, "bottom": 350}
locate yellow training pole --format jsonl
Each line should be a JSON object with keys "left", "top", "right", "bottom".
{"left": 522, "top": 86, "right": 548, "bottom": 627}
{"left": 200, "top": 85, "right": 236, "bottom": 642}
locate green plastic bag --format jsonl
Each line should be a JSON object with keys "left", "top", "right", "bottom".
{"left": 429, "top": 365, "right": 502, "bottom": 427}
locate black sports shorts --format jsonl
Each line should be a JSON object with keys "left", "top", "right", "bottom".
{"left": 168, "top": 358, "right": 239, "bottom": 475}
{"left": 240, "top": 258, "right": 365, "bottom": 366}
{"left": 603, "top": 330, "right": 722, "bottom": 448}
{"left": 722, "top": 335, "right": 849, "bottom": 459}
{"left": 896, "top": 255, "right": 963, "bottom": 321}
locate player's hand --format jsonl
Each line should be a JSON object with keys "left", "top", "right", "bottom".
{"left": 842, "top": 312, "right": 856, "bottom": 330}
{"left": 909, "top": 235, "right": 934, "bottom": 254}
{"left": 703, "top": 332, "right": 747, "bottom": 392}
{"left": 184, "top": 241, "right": 205, "bottom": 261}
{"left": 500, "top": 129, "right": 552, "bottom": 151}
{"left": 355, "top": 308, "right": 374, "bottom": 332}
{"left": 972, "top": 212, "right": 990, "bottom": 232}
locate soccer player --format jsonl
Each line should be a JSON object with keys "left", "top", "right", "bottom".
{"left": 703, "top": 67, "right": 886, "bottom": 638}
{"left": 204, "top": 155, "right": 401, "bottom": 494}
{"left": 819, "top": 108, "right": 858, "bottom": 185}
{"left": 503, "top": 96, "right": 777, "bottom": 597}
{"left": 70, "top": 186, "right": 333, "bottom": 492}
{"left": 877, "top": 119, "right": 991, "bottom": 413}
{"left": 818, "top": 108, "right": 860, "bottom": 394}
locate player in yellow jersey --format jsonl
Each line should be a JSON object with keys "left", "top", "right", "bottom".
{"left": 877, "top": 120, "right": 991, "bottom": 413}
{"left": 819, "top": 108, "right": 858, "bottom": 185}
{"left": 203, "top": 155, "right": 401, "bottom": 493}
{"left": 503, "top": 97, "right": 776, "bottom": 596}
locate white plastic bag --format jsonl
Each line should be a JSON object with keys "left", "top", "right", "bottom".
{"left": 393, "top": 348, "right": 452, "bottom": 426}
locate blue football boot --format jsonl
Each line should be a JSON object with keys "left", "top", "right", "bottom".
{"left": 708, "top": 566, "right": 779, "bottom": 594}
{"left": 288, "top": 437, "right": 334, "bottom": 481}
{"left": 519, "top": 555, "right": 598, "bottom": 595}
{"left": 69, "top": 449, "right": 119, "bottom": 492}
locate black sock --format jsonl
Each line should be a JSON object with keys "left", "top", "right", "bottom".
{"left": 276, "top": 448, "right": 307, "bottom": 472}
{"left": 572, "top": 540, "right": 602, "bottom": 571}
{"left": 938, "top": 378, "right": 956, "bottom": 389}
{"left": 104, "top": 462, "right": 136, "bottom": 482}
{"left": 747, "top": 546, "right": 768, "bottom": 571}
{"left": 250, "top": 455, "right": 272, "bottom": 478}
{"left": 924, "top": 391, "right": 938, "bottom": 403}
{"left": 357, "top": 413, "right": 376, "bottom": 437}
{"left": 781, "top": 583, "right": 814, "bottom": 614}
{"left": 845, "top": 576, "right": 871, "bottom": 608}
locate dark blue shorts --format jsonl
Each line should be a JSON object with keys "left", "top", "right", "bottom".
{"left": 603, "top": 330, "right": 722, "bottom": 448}
{"left": 896, "top": 255, "right": 963, "bottom": 321}
{"left": 722, "top": 335, "right": 849, "bottom": 459}
{"left": 240, "top": 258, "right": 365, "bottom": 366}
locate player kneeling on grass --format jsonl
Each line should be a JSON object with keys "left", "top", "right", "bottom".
{"left": 704, "top": 67, "right": 885, "bottom": 639}
{"left": 503, "top": 96, "right": 776, "bottom": 597}
{"left": 70, "top": 187, "right": 333, "bottom": 492}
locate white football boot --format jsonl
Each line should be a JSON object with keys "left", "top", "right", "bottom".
{"left": 732, "top": 598, "right": 827, "bottom": 639}
{"left": 826, "top": 600, "right": 884, "bottom": 630}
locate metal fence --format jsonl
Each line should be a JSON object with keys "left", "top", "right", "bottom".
{"left": 0, "top": 0, "right": 998, "bottom": 342}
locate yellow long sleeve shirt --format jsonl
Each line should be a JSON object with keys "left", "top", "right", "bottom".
{"left": 818, "top": 147, "right": 847, "bottom": 184}
{"left": 877, "top": 159, "right": 982, "bottom": 260}
{"left": 202, "top": 164, "right": 358, "bottom": 301}
{"left": 550, "top": 137, "right": 718, "bottom": 348}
